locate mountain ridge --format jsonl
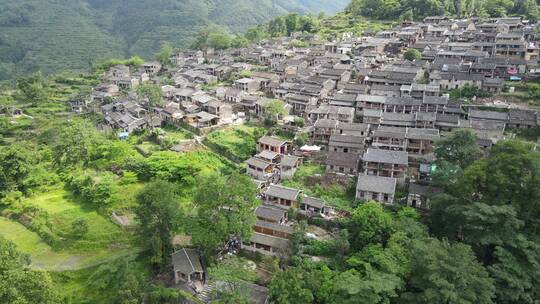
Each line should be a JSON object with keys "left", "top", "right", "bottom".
{"left": 0, "top": 0, "right": 348, "bottom": 80}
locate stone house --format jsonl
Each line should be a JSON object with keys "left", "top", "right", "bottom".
{"left": 172, "top": 248, "right": 205, "bottom": 285}
{"left": 265, "top": 184, "right": 302, "bottom": 209}
{"left": 326, "top": 151, "right": 361, "bottom": 176}
{"left": 362, "top": 148, "right": 409, "bottom": 178}
{"left": 234, "top": 78, "right": 260, "bottom": 93}
{"left": 313, "top": 119, "right": 339, "bottom": 143}
{"left": 257, "top": 136, "right": 293, "bottom": 154}
{"left": 356, "top": 174, "right": 397, "bottom": 205}
{"left": 329, "top": 134, "right": 365, "bottom": 154}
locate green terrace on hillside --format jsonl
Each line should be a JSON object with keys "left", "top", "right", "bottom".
{"left": 0, "top": 217, "right": 137, "bottom": 271}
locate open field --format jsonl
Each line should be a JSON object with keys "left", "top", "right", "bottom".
{"left": 21, "top": 188, "right": 134, "bottom": 250}
{"left": 0, "top": 217, "right": 138, "bottom": 271}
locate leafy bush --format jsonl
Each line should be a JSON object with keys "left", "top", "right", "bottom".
{"left": 119, "top": 171, "right": 139, "bottom": 185}
{"left": 304, "top": 239, "right": 338, "bottom": 256}
{"left": 449, "top": 84, "right": 491, "bottom": 100}
{"left": 65, "top": 170, "right": 118, "bottom": 208}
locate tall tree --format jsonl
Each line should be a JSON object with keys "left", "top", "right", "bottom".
{"left": 0, "top": 237, "right": 60, "bottom": 304}
{"left": 347, "top": 202, "right": 395, "bottom": 251}
{"left": 156, "top": 42, "right": 173, "bottom": 67}
{"left": 399, "top": 238, "right": 495, "bottom": 304}
{"left": 403, "top": 48, "right": 421, "bottom": 61}
{"left": 135, "top": 180, "right": 182, "bottom": 271}
{"left": 0, "top": 144, "right": 32, "bottom": 197}
{"left": 16, "top": 72, "right": 48, "bottom": 106}
{"left": 50, "top": 119, "right": 105, "bottom": 168}
{"left": 434, "top": 129, "right": 482, "bottom": 169}
{"left": 189, "top": 172, "right": 259, "bottom": 255}
{"left": 136, "top": 83, "right": 163, "bottom": 130}
{"left": 263, "top": 99, "right": 288, "bottom": 125}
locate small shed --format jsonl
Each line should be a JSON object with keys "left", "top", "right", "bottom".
{"left": 172, "top": 248, "right": 205, "bottom": 285}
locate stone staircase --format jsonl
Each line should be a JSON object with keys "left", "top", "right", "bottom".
{"left": 196, "top": 281, "right": 216, "bottom": 303}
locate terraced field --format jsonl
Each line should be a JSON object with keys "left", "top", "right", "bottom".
{"left": 0, "top": 188, "right": 140, "bottom": 270}
{"left": 0, "top": 217, "right": 137, "bottom": 271}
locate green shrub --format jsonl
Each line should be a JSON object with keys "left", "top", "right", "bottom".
{"left": 119, "top": 171, "right": 139, "bottom": 185}
{"left": 65, "top": 170, "right": 118, "bottom": 208}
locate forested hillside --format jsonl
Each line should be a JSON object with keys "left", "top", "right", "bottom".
{"left": 347, "top": 0, "right": 540, "bottom": 21}
{"left": 0, "top": 0, "right": 348, "bottom": 80}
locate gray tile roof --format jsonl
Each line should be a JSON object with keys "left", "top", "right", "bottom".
{"left": 303, "top": 196, "right": 326, "bottom": 209}
{"left": 357, "top": 174, "right": 397, "bottom": 194}
{"left": 373, "top": 126, "right": 407, "bottom": 139}
{"left": 314, "top": 119, "right": 339, "bottom": 129}
{"left": 406, "top": 128, "right": 440, "bottom": 141}
{"left": 329, "top": 134, "right": 365, "bottom": 149}
{"left": 469, "top": 109, "right": 508, "bottom": 121}
{"left": 281, "top": 155, "right": 301, "bottom": 167}
{"left": 256, "top": 205, "right": 286, "bottom": 222}
{"left": 258, "top": 136, "right": 290, "bottom": 147}
{"left": 363, "top": 148, "right": 408, "bottom": 165}
{"left": 246, "top": 157, "right": 272, "bottom": 169}
{"left": 338, "top": 122, "right": 370, "bottom": 133}
{"left": 172, "top": 248, "right": 203, "bottom": 275}
{"left": 326, "top": 151, "right": 361, "bottom": 167}
{"left": 255, "top": 220, "right": 294, "bottom": 234}
{"left": 250, "top": 232, "right": 290, "bottom": 250}
{"left": 257, "top": 150, "right": 280, "bottom": 161}
{"left": 265, "top": 184, "right": 301, "bottom": 201}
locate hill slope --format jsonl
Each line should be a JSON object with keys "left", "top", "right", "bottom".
{"left": 0, "top": 0, "right": 348, "bottom": 80}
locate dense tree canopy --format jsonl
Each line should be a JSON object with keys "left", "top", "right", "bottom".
{"left": 188, "top": 172, "right": 260, "bottom": 255}
{"left": 399, "top": 238, "right": 495, "bottom": 304}
{"left": 155, "top": 42, "right": 173, "bottom": 66}
{"left": 50, "top": 119, "right": 106, "bottom": 168}
{"left": 430, "top": 139, "right": 540, "bottom": 303}
{"left": 0, "top": 237, "right": 60, "bottom": 304}
{"left": 347, "top": 0, "right": 540, "bottom": 20}
{"left": 16, "top": 72, "right": 48, "bottom": 105}
{"left": 0, "top": 144, "right": 32, "bottom": 198}
{"left": 403, "top": 48, "right": 421, "bottom": 61}
{"left": 135, "top": 180, "right": 182, "bottom": 271}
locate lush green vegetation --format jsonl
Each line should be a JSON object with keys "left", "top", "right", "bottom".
{"left": 205, "top": 125, "right": 266, "bottom": 162}
{"left": 282, "top": 163, "right": 357, "bottom": 210}
{"left": 448, "top": 84, "right": 492, "bottom": 101}
{"left": 347, "top": 0, "right": 540, "bottom": 21}
{"left": 0, "top": 72, "right": 244, "bottom": 303}
{"left": 0, "top": 0, "right": 348, "bottom": 81}
{"left": 0, "top": 236, "right": 60, "bottom": 303}
{"left": 502, "top": 82, "right": 540, "bottom": 106}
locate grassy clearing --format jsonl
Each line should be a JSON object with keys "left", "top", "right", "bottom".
{"left": 206, "top": 125, "right": 266, "bottom": 161}
{"left": 163, "top": 128, "right": 192, "bottom": 143}
{"left": 281, "top": 163, "right": 356, "bottom": 211}
{"left": 0, "top": 217, "right": 137, "bottom": 271}
{"left": 115, "top": 182, "right": 145, "bottom": 211}
{"left": 21, "top": 188, "right": 135, "bottom": 252}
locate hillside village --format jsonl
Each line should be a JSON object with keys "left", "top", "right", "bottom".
{"left": 59, "top": 15, "right": 540, "bottom": 302}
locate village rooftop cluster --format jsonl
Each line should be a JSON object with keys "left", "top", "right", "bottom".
{"left": 70, "top": 15, "right": 540, "bottom": 301}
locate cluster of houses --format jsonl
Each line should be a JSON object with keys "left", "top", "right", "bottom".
{"left": 70, "top": 15, "right": 540, "bottom": 303}
{"left": 74, "top": 16, "right": 540, "bottom": 141}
